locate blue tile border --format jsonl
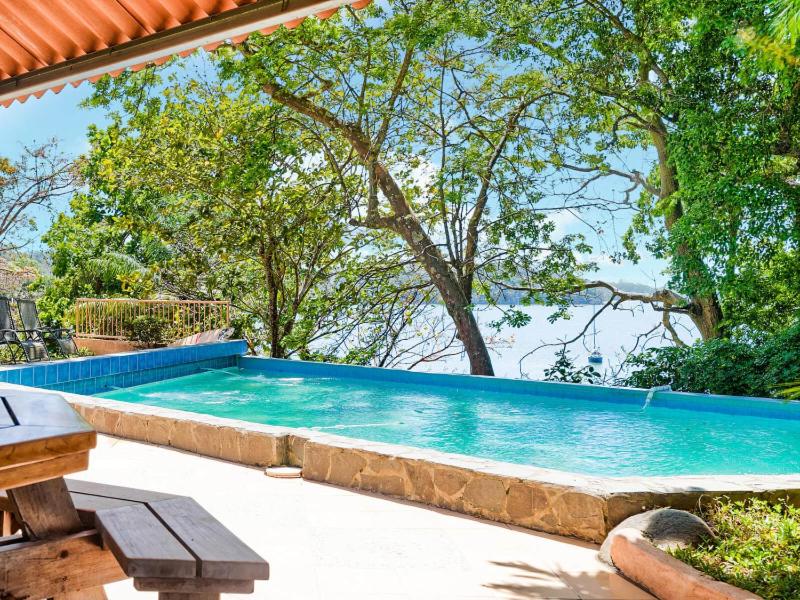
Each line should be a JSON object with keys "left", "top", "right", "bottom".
{"left": 41, "top": 355, "right": 236, "bottom": 396}
{"left": 0, "top": 340, "right": 247, "bottom": 396}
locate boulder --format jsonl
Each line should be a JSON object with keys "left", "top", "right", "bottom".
{"left": 599, "top": 508, "right": 715, "bottom": 565}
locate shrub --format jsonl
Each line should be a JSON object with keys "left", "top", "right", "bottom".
{"left": 671, "top": 499, "right": 800, "bottom": 600}
{"left": 122, "top": 314, "right": 169, "bottom": 348}
{"left": 543, "top": 349, "right": 602, "bottom": 384}
{"left": 621, "top": 322, "right": 800, "bottom": 397}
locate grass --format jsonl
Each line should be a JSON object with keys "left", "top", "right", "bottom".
{"left": 669, "top": 498, "right": 800, "bottom": 599}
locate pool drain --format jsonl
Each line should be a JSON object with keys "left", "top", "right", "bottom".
{"left": 265, "top": 466, "right": 302, "bottom": 479}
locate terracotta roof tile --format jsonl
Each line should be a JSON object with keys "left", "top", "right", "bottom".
{"left": 0, "top": 0, "right": 367, "bottom": 107}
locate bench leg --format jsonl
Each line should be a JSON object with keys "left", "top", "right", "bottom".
{"left": 2, "top": 509, "right": 19, "bottom": 536}
{"left": 9, "top": 478, "right": 108, "bottom": 600}
{"left": 158, "top": 594, "right": 220, "bottom": 600}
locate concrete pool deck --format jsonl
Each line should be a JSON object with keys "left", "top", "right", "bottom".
{"left": 85, "top": 435, "right": 653, "bottom": 600}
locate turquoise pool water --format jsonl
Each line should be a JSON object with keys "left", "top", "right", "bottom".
{"left": 96, "top": 367, "right": 800, "bottom": 477}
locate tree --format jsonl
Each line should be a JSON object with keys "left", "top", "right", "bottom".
{"left": 35, "top": 194, "right": 166, "bottom": 325}
{"left": 0, "top": 141, "right": 73, "bottom": 253}
{"left": 55, "top": 63, "right": 442, "bottom": 362}
{"left": 494, "top": 0, "right": 800, "bottom": 341}
{"left": 217, "top": 0, "right": 589, "bottom": 375}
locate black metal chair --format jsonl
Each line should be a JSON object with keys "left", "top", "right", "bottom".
{"left": 0, "top": 296, "right": 49, "bottom": 363}
{"left": 16, "top": 297, "right": 78, "bottom": 357}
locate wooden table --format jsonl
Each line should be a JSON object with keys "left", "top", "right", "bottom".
{"left": 0, "top": 390, "right": 125, "bottom": 599}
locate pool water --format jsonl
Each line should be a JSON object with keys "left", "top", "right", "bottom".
{"left": 96, "top": 367, "right": 800, "bottom": 477}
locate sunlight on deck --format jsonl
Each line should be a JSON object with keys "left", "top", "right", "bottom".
{"left": 79, "top": 435, "right": 652, "bottom": 600}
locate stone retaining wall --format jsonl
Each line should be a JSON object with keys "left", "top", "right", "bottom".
{"left": 10, "top": 385, "right": 799, "bottom": 544}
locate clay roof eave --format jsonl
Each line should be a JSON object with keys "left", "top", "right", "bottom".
{"left": 0, "top": 0, "right": 368, "bottom": 108}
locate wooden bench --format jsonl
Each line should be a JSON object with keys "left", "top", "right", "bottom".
{"left": 0, "top": 479, "right": 179, "bottom": 532}
{"left": 1, "top": 479, "right": 269, "bottom": 599}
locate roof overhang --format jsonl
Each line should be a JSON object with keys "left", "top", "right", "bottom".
{"left": 0, "top": 0, "right": 368, "bottom": 107}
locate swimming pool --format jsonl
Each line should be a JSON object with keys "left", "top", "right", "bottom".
{"left": 96, "top": 364, "right": 800, "bottom": 478}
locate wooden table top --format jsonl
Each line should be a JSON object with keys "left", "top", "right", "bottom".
{"left": 0, "top": 391, "right": 96, "bottom": 472}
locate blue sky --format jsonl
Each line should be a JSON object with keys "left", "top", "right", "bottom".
{"left": 0, "top": 79, "right": 669, "bottom": 286}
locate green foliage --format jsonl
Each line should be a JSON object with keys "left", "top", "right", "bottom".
{"left": 493, "top": 0, "right": 800, "bottom": 338}
{"left": 776, "top": 381, "right": 800, "bottom": 400}
{"left": 215, "top": 0, "right": 591, "bottom": 371}
{"left": 0, "top": 345, "right": 18, "bottom": 364}
{"left": 39, "top": 0, "right": 800, "bottom": 370}
{"left": 33, "top": 188, "right": 164, "bottom": 325}
{"left": 55, "top": 50, "right": 440, "bottom": 364}
{"left": 122, "top": 315, "right": 169, "bottom": 348}
{"left": 543, "top": 349, "right": 601, "bottom": 385}
{"left": 671, "top": 498, "right": 800, "bottom": 600}
{"left": 622, "top": 322, "right": 800, "bottom": 397}
{"left": 741, "top": 0, "right": 800, "bottom": 68}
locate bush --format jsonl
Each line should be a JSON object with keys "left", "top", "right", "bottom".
{"left": 671, "top": 499, "right": 800, "bottom": 600}
{"left": 543, "top": 349, "right": 602, "bottom": 384}
{"left": 621, "top": 322, "right": 800, "bottom": 397}
{"left": 122, "top": 315, "right": 169, "bottom": 348}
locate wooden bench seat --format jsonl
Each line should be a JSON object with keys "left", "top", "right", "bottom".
{"left": 1, "top": 479, "right": 269, "bottom": 598}
{"left": 0, "top": 478, "right": 180, "bottom": 528}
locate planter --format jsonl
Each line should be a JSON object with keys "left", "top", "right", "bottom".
{"left": 74, "top": 337, "right": 165, "bottom": 356}
{"left": 604, "top": 514, "right": 762, "bottom": 600}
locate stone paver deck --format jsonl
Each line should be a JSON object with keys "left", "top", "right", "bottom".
{"left": 82, "top": 435, "right": 652, "bottom": 600}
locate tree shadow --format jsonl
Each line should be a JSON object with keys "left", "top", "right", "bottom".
{"left": 481, "top": 560, "right": 578, "bottom": 599}
{"left": 482, "top": 559, "right": 652, "bottom": 600}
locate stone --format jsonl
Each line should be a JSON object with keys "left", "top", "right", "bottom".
{"left": 99, "top": 409, "right": 121, "bottom": 433}
{"left": 599, "top": 508, "right": 715, "bottom": 565}
{"left": 115, "top": 411, "right": 147, "bottom": 441}
{"left": 433, "top": 467, "right": 469, "bottom": 497}
{"left": 328, "top": 451, "right": 367, "bottom": 486}
{"left": 302, "top": 443, "right": 332, "bottom": 481}
{"left": 286, "top": 435, "right": 307, "bottom": 466}
{"left": 192, "top": 421, "right": 222, "bottom": 457}
{"left": 358, "top": 473, "right": 406, "bottom": 496}
{"left": 366, "top": 455, "right": 404, "bottom": 477}
{"left": 217, "top": 426, "right": 243, "bottom": 463}
{"left": 506, "top": 483, "right": 534, "bottom": 519}
{"left": 544, "top": 491, "right": 608, "bottom": 542}
{"left": 559, "top": 491, "right": 605, "bottom": 519}
{"left": 464, "top": 477, "right": 506, "bottom": 513}
{"left": 265, "top": 466, "right": 302, "bottom": 478}
{"left": 606, "top": 492, "right": 655, "bottom": 528}
{"left": 404, "top": 460, "right": 435, "bottom": 502}
{"left": 145, "top": 415, "right": 172, "bottom": 446}
{"left": 170, "top": 420, "right": 197, "bottom": 453}
{"left": 240, "top": 431, "right": 279, "bottom": 466}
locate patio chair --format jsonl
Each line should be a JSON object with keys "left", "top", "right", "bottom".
{"left": 16, "top": 297, "right": 78, "bottom": 356}
{"left": 0, "top": 296, "right": 49, "bottom": 363}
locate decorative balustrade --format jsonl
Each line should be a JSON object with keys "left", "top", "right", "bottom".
{"left": 73, "top": 298, "right": 231, "bottom": 341}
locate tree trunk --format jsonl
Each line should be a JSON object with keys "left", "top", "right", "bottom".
{"left": 448, "top": 303, "right": 494, "bottom": 376}
{"left": 372, "top": 163, "right": 495, "bottom": 375}
{"left": 653, "top": 128, "right": 723, "bottom": 340}
{"left": 261, "top": 241, "right": 284, "bottom": 359}
{"left": 259, "top": 80, "right": 495, "bottom": 374}
{"left": 689, "top": 295, "right": 724, "bottom": 340}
